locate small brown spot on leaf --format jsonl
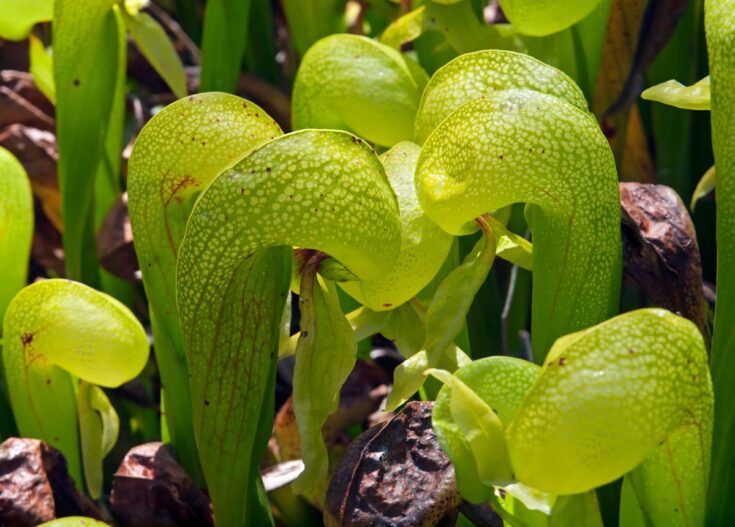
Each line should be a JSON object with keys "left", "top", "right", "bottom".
{"left": 558, "top": 357, "right": 567, "bottom": 366}
{"left": 72, "top": 79, "right": 80, "bottom": 87}
{"left": 21, "top": 332, "right": 34, "bottom": 347}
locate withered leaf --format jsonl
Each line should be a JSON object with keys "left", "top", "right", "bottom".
{"left": 97, "top": 193, "right": 140, "bottom": 282}
{"left": 620, "top": 182, "right": 708, "bottom": 338}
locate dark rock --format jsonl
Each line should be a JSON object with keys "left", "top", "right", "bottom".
{"left": 0, "top": 437, "right": 103, "bottom": 526}
{"left": 325, "top": 401, "right": 461, "bottom": 527}
{"left": 109, "top": 442, "right": 213, "bottom": 527}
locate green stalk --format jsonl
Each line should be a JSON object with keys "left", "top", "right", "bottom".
{"left": 200, "top": 0, "right": 252, "bottom": 92}
{"left": 53, "top": 0, "right": 120, "bottom": 285}
{"left": 128, "top": 93, "right": 282, "bottom": 481}
{"left": 704, "top": 1, "right": 735, "bottom": 524}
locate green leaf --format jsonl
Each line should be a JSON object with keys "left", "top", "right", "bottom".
{"left": 628, "top": 423, "right": 709, "bottom": 527}
{"left": 122, "top": 10, "right": 187, "bottom": 99}
{"left": 53, "top": 0, "right": 120, "bottom": 284}
{"left": 619, "top": 476, "right": 647, "bottom": 527}
{"left": 429, "top": 369, "right": 513, "bottom": 484}
{"left": 414, "top": 49, "right": 589, "bottom": 145}
{"left": 176, "top": 130, "right": 401, "bottom": 524}
{"left": 0, "top": 147, "right": 33, "bottom": 321}
{"left": 38, "top": 518, "right": 111, "bottom": 527}
{"left": 200, "top": 0, "right": 252, "bottom": 92}
{"left": 499, "top": 0, "right": 604, "bottom": 36}
{"left": 691, "top": 165, "right": 715, "bottom": 212}
{"left": 0, "top": 0, "right": 52, "bottom": 40}
{"left": 128, "top": 93, "right": 282, "bottom": 479}
{"left": 380, "top": 5, "right": 426, "bottom": 49}
{"left": 339, "top": 142, "right": 453, "bottom": 310}
{"left": 488, "top": 215, "right": 533, "bottom": 270}
{"left": 2, "top": 279, "right": 149, "bottom": 484}
{"left": 29, "top": 35, "right": 55, "bottom": 103}
{"left": 548, "top": 493, "right": 604, "bottom": 527}
{"left": 705, "top": 2, "right": 735, "bottom": 523}
{"left": 433, "top": 356, "right": 540, "bottom": 502}
{"left": 508, "top": 309, "right": 712, "bottom": 504}
{"left": 292, "top": 34, "right": 428, "bottom": 147}
{"left": 95, "top": 8, "right": 131, "bottom": 305}
{"left": 642, "top": 76, "right": 711, "bottom": 110}
{"left": 77, "top": 381, "right": 119, "bottom": 499}
{"left": 381, "top": 1, "right": 521, "bottom": 55}
{"left": 386, "top": 226, "right": 495, "bottom": 409}
{"left": 293, "top": 277, "right": 356, "bottom": 493}
{"left": 282, "top": 0, "right": 346, "bottom": 57}
{"left": 415, "top": 51, "right": 621, "bottom": 357}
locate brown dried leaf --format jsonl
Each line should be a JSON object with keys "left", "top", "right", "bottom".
{"left": 593, "top": 0, "right": 656, "bottom": 183}
{"left": 109, "top": 442, "right": 214, "bottom": 527}
{"left": 605, "top": 0, "right": 691, "bottom": 116}
{"left": 97, "top": 193, "right": 140, "bottom": 282}
{"left": 324, "top": 401, "right": 461, "bottom": 527}
{"left": 0, "top": 70, "right": 55, "bottom": 130}
{"left": 0, "top": 123, "right": 61, "bottom": 230}
{"left": 0, "top": 437, "right": 104, "bottom": 527}
{"left": 620, "top": 182, "right": 708, "bottom": 338}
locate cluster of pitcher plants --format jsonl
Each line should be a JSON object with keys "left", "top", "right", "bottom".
{"left": 0, "top": 0, "right": 733, "bottom": 526}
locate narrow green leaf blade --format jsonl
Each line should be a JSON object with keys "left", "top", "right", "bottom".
{"left": 282, "top": 0, "right": 346, "bottom": 57}
{"left": 386, "top": 229, "right": 495, "bottom": 409}
{"left": 705, "top": 2, "right": 735, "bottom": 523}
{"left": 53, "top": 0, "right": 120, "bottom": 284}
{"left": 29, "top": 35, "right": 56, "bottom": 103}
{"left": 691, "top": 165, "right": 716, "bottom": 212}
{"left": 0, "top": 147, "right": 33, "bottom": 320}
{"left": 123, "top": 11, "right": 187, "bottom": 99}
{"left": 200, "top": 0, "right": 251, "bottom": 92}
